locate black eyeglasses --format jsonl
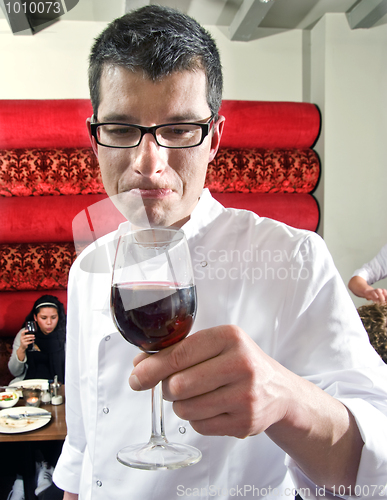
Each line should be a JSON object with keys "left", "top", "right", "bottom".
{"left": 90, "top": 116, "right": 214, "bottom": 149}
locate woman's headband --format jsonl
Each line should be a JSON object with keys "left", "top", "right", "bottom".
{"left": 35, "top": 302, "right": 58, "bottom": 310}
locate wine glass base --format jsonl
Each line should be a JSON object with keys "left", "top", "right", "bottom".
{"left": 117, "top": 441, "right": 202, "bottom": 470}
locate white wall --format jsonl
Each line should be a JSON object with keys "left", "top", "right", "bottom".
{"left": 309, "top": 14, "right": 387, "bottom": 307}
{"left": 0, "top": 20, "right": 303, "bottom": 101}
{"left": 0, "top": 19, "right": 104, "bottom": 98}
{"left": 208, "top": 26, "right": 303, "bottom": 102}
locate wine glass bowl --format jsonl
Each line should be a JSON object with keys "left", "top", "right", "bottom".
{"left": 111, "top": 227, "right": 202, "bottom": 469}
{"left": 25, "top": 321, "right": 37, "bottom": 351}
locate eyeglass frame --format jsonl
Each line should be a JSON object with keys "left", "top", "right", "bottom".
{"left": 89, "top": 115, "right": 215, "bottom": 149}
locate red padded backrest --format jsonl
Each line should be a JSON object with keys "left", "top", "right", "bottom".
{"left": 0, "top": 99, "right": 320, "bottom": 149}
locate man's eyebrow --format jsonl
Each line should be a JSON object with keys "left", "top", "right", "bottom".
{"left": 98, "top": 113, "right": 137, "bottom": 122}
{"left": 97, "top": 113, "right": 207, "bottom": 124}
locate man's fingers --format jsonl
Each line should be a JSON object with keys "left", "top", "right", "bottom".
{"left": 132, "top": 352, "right": 149, "bottom": 367}
{"left": 129, "top": 325, "right": 242, "bottom": 391}
{"left": 162, "top": 354, "right": 235, "bottom": 401}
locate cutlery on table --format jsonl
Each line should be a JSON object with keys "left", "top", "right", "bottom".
{"left": 4, "top": 412, "right": 50, "bottom": 419}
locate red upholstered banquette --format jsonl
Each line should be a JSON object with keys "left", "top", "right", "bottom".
{"left": 0, "top": 99, "right": 321, "bottom": 384}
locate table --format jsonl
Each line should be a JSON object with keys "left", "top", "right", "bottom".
{"left": 0, "top": 386, "right": 66, "bottom": 500}
{"left": 0, "top": 386, "right": 66, "bottom": 443}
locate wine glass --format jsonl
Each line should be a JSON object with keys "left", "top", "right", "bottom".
{"left": 110, "top": 227, "right": 202, "bottom": 470}
{"left": 25, "top": 321, "right": 37, "bottom": 351}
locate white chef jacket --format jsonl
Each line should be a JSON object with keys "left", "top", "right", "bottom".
{"left": 53, "top": 189, "right": 387, "bottom": 500}
{"left": 352, "top": 243, "right": 387, "bottom": 285}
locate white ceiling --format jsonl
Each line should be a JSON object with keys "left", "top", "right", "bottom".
{"left": 2, "top": 0, "right": 387, "bottom": 39}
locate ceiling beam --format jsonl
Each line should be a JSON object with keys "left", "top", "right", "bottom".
{"left": 346, "top": 0, "right": 387, "bottom": 29}
{"left": 229, "top": 0, "right": 276, "bottom": 41}
{"left": 0, "top": 0, "right": 64, "bottom": 35}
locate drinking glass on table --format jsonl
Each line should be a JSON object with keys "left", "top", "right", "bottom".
{"left": 110, "top": 227, "right": 201, "bottom": 470}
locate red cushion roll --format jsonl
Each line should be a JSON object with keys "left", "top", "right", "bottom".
{"left": 219, "top": 101, "right": 321, "bottom": 149}
{"left": 0, "top": 100, "right": 93, "bottom": 149}
{"left": 0, "top": 100, "right": 320, "bottom": 150}
{"left": 212, "top": 192, "right": 319, "bottom": 231}
{"left": 0, "top": 194, "right": 125, "bottom": 244}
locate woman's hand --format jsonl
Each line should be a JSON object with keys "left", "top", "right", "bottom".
{"left": 17, "top": 328, "right": 35, "bottom": 361}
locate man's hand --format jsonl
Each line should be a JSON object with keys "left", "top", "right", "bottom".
{"left": 130, "top": 325, "right": 363, "bottom": 491}
{"left": 130, "top": 325, "right": 290, "bottom": 438}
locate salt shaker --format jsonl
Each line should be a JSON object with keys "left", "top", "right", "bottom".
{"left": 41, "top": 387, "right": 51, "bottom": 404}
{"left": 50, "top": 375, "right": 63, "bottom": 405}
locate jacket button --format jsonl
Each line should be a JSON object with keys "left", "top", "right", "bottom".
{"left": 96, "top": 480, "right": 102, "bottom": 487}
{"left": 179, "top": 426, "right": 186, "bottom": 434}
{"left": 103, "top": 407, "right": 109, "bottom": 414}
{"left": 105, "top": 335, "right": 111, "bottom": 341}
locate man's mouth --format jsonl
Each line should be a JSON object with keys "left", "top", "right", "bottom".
{"left": 129, "top": 188, "right": 173, "bottom": 199}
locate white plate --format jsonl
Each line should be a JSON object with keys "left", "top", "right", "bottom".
{"left": 0, "top": 406, "right": 51, "bottom": 434}
{"left": 9, "top": 379, "right": 49, "bottom": 392}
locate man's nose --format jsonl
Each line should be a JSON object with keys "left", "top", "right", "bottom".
{"left": 133, "top": 134, "right": 167, "bottom": 177}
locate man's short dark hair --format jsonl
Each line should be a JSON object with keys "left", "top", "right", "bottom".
{"left": 88, "top": 5, "right": 223, "bottom": 119}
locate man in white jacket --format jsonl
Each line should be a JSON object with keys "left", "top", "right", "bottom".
{"left": 54, "top": 5, "right": 387, "bottom": 500}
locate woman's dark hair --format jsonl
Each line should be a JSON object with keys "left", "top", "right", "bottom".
{"left": 24, "top": 294, "right": 66, "bottom": 342}
{"left": 88, "top": 4, "right": 223, "bottom": 119}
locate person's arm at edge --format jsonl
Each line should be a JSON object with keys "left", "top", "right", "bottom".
{"left": 8, "top": 330, "right": 27, "bottom": 377}
{"left": 348, "top": 275, "right": 387, "bottom": 303}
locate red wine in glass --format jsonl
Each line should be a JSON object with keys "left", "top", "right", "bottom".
{"left": 111, "top": 281, "right": 197, "bottom": 353}
{"left": 111, "top": 227, "right": 201, "bottom": 470}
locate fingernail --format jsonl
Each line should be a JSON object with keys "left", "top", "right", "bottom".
{"left": 129, "top": 374, "right": 141, "bottom": 391}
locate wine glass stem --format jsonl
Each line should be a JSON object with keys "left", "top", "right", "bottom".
{"left": 150, "top": 381, "right": 168, "bottom": 444}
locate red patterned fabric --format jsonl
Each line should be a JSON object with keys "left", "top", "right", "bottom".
{"left": 0, "top": 290, "right": 68, "bottom": 336}
{"left": 0, "top": 147, "right": 319, "bottom": 197}
{"left": 205, "top": 148, "right": 319, "bottom": 194}
{"left": 219, "top": 101, "right": 320, "bottom": 149}
{"left": 0, "top": 243, "right": 76, "bottom": 291}
{"left": 0, "top": 148, "right": 104, "bottom": 197}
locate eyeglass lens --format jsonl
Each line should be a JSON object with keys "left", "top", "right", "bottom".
{"left": 96, "top": 123, "right": 205, "bottom": 148}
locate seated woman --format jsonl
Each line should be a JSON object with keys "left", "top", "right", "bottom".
{"left": 9, "top": 294, "right": 66, "bottom": 385}
{"left": 7, "top": 294, "right": 66, "bottom": 500}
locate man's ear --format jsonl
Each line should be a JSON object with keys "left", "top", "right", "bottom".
{"left": 209, "top": 115, "right": 225, "bottom": 163}
{"left": 86, "top": 117, "right": 99, "bottom": 158}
